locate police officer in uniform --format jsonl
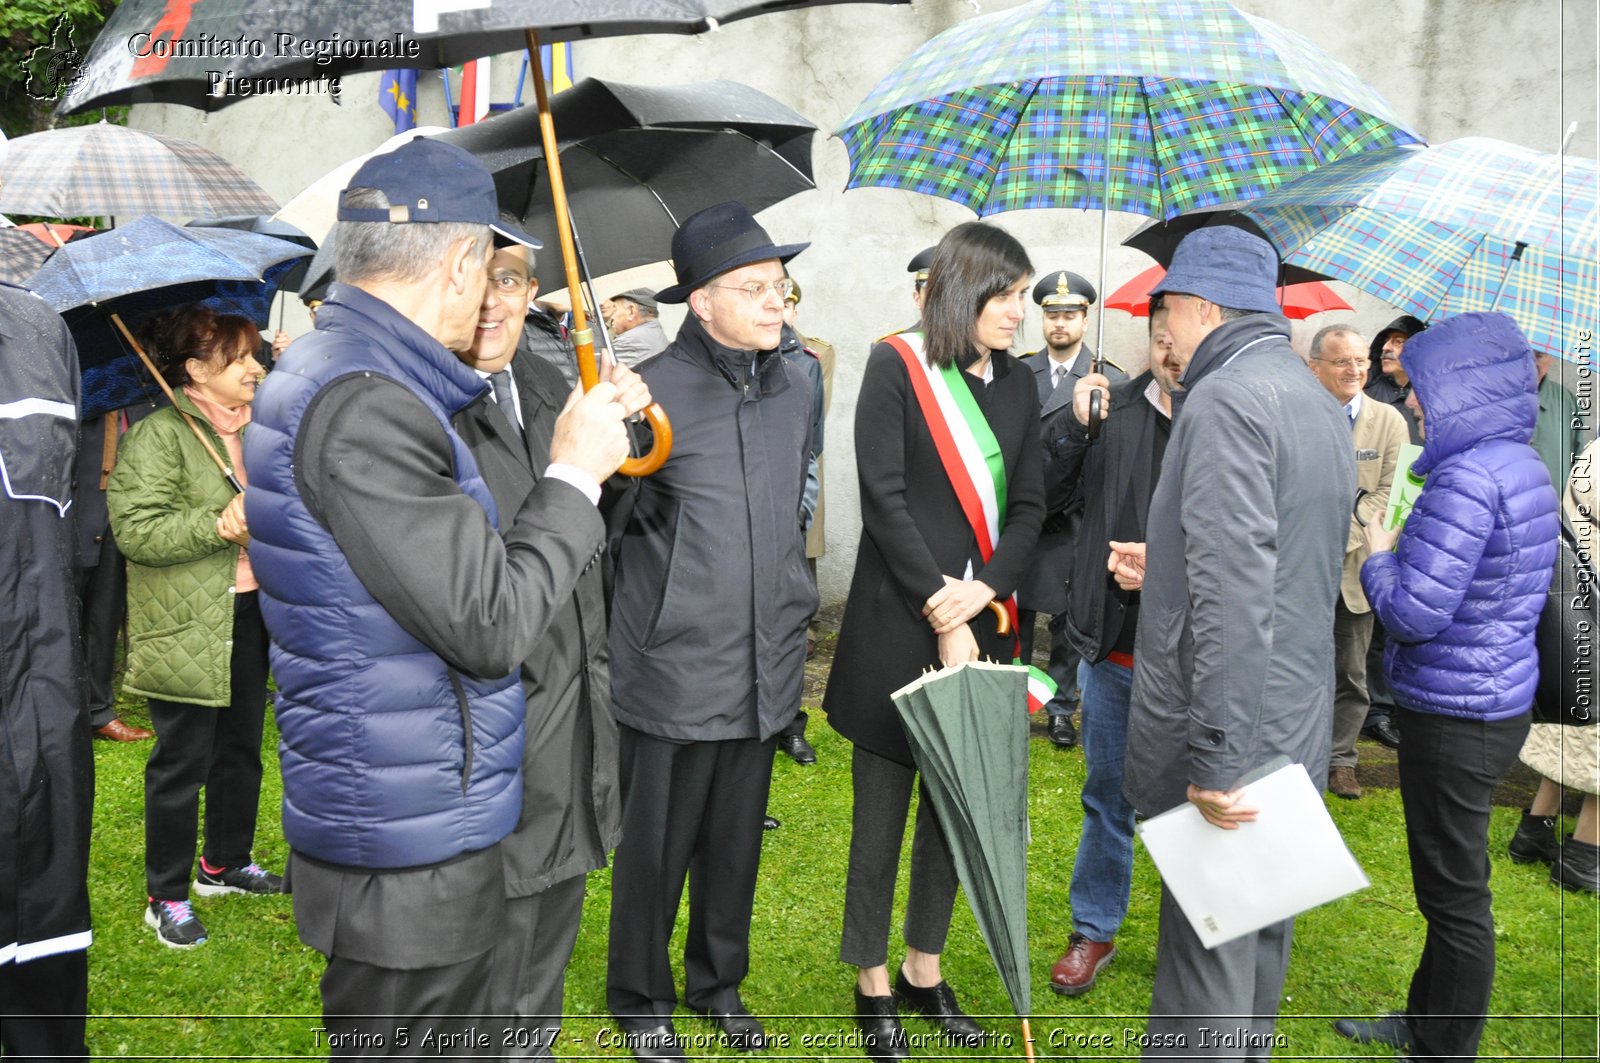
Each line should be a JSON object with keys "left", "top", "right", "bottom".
{"left": 1016, "top": 271, "right": 1125, "bottom": 747}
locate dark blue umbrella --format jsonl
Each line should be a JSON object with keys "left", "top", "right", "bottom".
{"left": 30, "top": 215, "right": 311, "bottom": 369}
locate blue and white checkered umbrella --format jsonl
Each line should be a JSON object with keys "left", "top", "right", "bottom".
{"left": 1239, "top": 137, "right": 1597, "bottom": 360}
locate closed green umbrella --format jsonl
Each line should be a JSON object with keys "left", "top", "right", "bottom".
{"left": 890, "top": 661, "right": 1034, "bottom": 1057}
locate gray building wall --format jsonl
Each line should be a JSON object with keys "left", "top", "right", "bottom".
{"left": 130, "top": 0, "right": 1597, "bottom": 606}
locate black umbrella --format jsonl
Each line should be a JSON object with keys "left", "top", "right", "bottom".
{"left": 58, "top": 1, "right": 907, "bottom": 115}
{"left": 1121, "top": 203, "right": 1329, "bottom": 286}
{"left": 433, "top": 78, "right": 816, "bottom": 278}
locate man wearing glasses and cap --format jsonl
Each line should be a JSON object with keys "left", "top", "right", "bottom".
{"left": 605, "top": 201, "right": 817, "bottom": 1061}
{"left": 1017, "top": 271, "right": 1125, "bottom": 748}
{"left": 244, "top": 138, "right": 645, "bottom": 1051}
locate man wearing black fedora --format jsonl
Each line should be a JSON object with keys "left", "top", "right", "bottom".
{"left": 605, "top": 202, "right": 819, "bottom": 1060}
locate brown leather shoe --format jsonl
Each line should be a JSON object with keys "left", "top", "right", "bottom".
{"left": 1049, "top": 932, "right": 1115, "bottom": 996}
{"left": 1328, "top": 765, "right": 1362, "bottom": 799}
{"left": 94, "top": 718, "right": 154, "bottom": 742}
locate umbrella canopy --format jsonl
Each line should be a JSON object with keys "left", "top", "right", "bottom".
{"left": 1239, "top": 137, "right": 1599, "bottom": 359}
{"left": 0, "top": 121, "right": 277, "bottom": 220}
{"left": 188, "top": 214, "right": 318, "bottom": 293}
{"left": 1107, "top": 263, "right": 1352, "bottom": 319}
{"left": 432, "top": 77, "right": 817, "bottom": 277}
{"left": 272, "top": 127, "right": 448, "bottom": 243}
{"left": 0, "top": 228, "right": 53, "bottom": 285}
{"left": 890, "top": 662, "right": 1032, "bottom": 1019}
{"left": 1122, "top": 203, "right": 1324, "bottom": 286}
{"left": 59, "top": 0, "right": 907, "bottom": 114}
{"left": 836, "top": 0, "right": 1423, "bottom": 219}
{"left": 30, "top": 215, "right": 312, "bottom": 370}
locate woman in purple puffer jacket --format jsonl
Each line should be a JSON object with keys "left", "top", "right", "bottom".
{"left": 1335, "top": 312, "right": 1558, "bottom": 1063}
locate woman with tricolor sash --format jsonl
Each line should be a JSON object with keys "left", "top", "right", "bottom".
{"left": 825, "top": 222, "right": 1044, "bottom": 1060}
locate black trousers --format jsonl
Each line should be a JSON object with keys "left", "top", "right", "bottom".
{"left": 606, "top": 727, "right": 775, "bottom": 1029}
{"left": 0, "top": 951, "right": 88, "bottom": 1059}
{"left": 73, "top": 532, "right": 126, "bottom": 730}
{"left": 1396, "top": 705, "right": 1530, "bottom": 1063}
{"left": 840, "top": 745, "right": 958, "bottom": 969}
{"left": 144, "top": 592, "right": 269, "bottom": 900}
{"left": 490, "top": 875, "right": 587, "bottom": 1059}
{"left": 1365, "top": 615, "right": 1396, "bottom": 723}
{"left": 320, "top": 949, "right": 498, "bottom": 1058}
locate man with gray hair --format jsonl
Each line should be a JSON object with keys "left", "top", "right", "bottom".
{"left": 605, "top": 288, "right": 668, "bottom": 366}
{"left": 245, "top": 138, "right": 646, "bottom": 1053}
{"left": 1307, "top": 324, "right": 1409, "bottom": 800}
{"left": 1123, "top": 226, "right": 1355, "bottom": 1054}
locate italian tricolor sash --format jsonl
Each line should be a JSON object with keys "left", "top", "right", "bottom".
{"left": 887, "top": 333, "right": 1026, "bottom": 664}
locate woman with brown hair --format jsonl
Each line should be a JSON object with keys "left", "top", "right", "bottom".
{"left": 825, "top": 222, "right": 1044, "bottom": 1060}
{"left": 108, "top": 305, "right": 282, "bottom": 950}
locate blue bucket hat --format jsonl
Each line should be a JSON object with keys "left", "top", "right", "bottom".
{"left": 656, "top": 201, "right": 808, "bottom": 304}
{"left": 1149, "top": 226, "right": 1282, "bottom": 314}
{"left": 337, "top": 139, "right": 540, "bottom": 249}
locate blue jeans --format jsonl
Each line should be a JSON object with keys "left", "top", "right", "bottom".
{"left": 1068, "top": 657, "right": 1137, "bottom": 942}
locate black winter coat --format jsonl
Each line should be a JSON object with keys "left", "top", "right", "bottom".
{"left": 452, "top": 347, "right": 621, "bottom": 896}
{"left": 825, "top": 338, "right": 1045, "bottom": 766}
{"left": 607, "top": 314, "right": 817, "bottom": 741}
{"left": 1045, "top": 370, "right": 1167, "bottom": 664}
{"left": 0, "top": 282, "right": 92, "bottom": 965}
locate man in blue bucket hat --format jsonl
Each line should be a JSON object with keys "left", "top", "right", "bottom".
{"left": 1119, "top": 226, "right": 1356, "bottom": 1055}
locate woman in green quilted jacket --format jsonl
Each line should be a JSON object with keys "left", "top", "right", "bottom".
{"left": 107, "top": 306, "right": 283, "bottom": 950}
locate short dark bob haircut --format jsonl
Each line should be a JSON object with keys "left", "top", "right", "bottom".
{"left": 138, "top": 305, "right": 260, "bottom": 390}
{"left": 920, "top": 221, "right": 1033, "bottom": 369}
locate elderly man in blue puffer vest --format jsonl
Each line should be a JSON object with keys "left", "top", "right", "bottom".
{"left": 1336, "top": 311, "right": 1558, "bottom": 1063}
{"left": 245, "top": 139, "right": 645, "bottom": 1055}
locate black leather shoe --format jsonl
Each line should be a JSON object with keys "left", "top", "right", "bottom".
{"left": 1047, "top": 713, "right": 1078, "bottom": 749}
{"left": 762, "top": 815, "right": 780, "bottom": 831}
{"left": 623, "top": 1024, "right": 687, "bottom": 1063}
{"left": 778, "top": 732, "right": 817, "bottom": 765}
{"left": 1362, "top": 716, "right": 1402, "bottom": 749}
{"left": 893, "top": 969, "right": 986, "bottom": 1047}
{"left": 854, "top": 988, "right": 909, "bottom": 1061}
{"left": 1333, "top": 1012, "right": 1415, "bottom": 1051}
{"left": 692, "top": 1000, "right": 769, "bottom": 1052}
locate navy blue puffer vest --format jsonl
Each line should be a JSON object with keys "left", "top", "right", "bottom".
{"left": 244, "top": 286, "right": 523, "bottom": 869}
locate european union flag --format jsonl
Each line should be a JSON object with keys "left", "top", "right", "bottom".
{"left": 378, "top": 69, "right": 418, "bottom": 133}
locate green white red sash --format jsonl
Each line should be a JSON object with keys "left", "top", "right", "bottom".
{"left": 887, "top": 332, "right": 1030, "bottom": 672}
{"left": 1026, "top": 665, "right": 1059, "bottom": 714}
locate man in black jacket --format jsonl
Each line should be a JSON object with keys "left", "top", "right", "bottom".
{"left": 605, "top": 203, "right": 817, "bottom": 1061}
{"left": 1040, "top": 298, "right": 1185, "bottom": 998}
{"left": 452, "top": 244, "right": 635, "bottom": 1057}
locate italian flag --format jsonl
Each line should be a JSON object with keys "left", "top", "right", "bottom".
{"left": 1026, "top": 666, "right": 1058, "bottom": 715}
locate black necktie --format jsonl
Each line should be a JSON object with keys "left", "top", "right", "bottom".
{"left": 489, "top": 370, "right": 523, "bottom": 445}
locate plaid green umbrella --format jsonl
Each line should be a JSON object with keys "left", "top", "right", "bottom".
{"left": 890, "top": 662, "right": 1034, "bottom": 1053}
{"left": 1239, "top": 137, "right": 1598, "bottom": 360}
{"left": 0, "top": 228, "right": 52, "bottom": 285}
{"left": 837, "top": 0, "right": 1421, "bottom": 219}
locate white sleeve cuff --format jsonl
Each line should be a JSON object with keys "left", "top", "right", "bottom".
{"left": 543, "top": 463, "right": 602, "bottom": 507}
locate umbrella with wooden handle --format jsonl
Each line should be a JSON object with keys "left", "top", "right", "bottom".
{"left": 523, "top": 28, "right": 671, "bottom": 477}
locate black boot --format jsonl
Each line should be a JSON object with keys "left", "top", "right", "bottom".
{"left": 1508, "top": 811, "right": 1558, "bottom": 865}
{"left": 1551, "top": 837, "right": 1600, "bottom": 894}
{"left": 854, "top": 988, "right": 909, "bottom": 1061}
{"left": 893, "top": 969, "right": 987, "bottom": 1047}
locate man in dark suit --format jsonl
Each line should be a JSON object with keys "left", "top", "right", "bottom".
{"left": 450, "top": 244, "right": 640, "bottom": 1057}
{"left": 1015, "top": 270, "right": 1125, "bottom": 747}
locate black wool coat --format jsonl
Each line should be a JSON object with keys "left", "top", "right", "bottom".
{"left": 824, "top": 337, "right": 1045, "bottom": 766}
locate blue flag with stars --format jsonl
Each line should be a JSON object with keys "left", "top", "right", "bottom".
{"left": 378, "top": 69, "right": 418, "bottom": 133}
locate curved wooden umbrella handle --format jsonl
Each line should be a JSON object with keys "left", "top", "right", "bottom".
{"left": 620, "top": 403, "right": 673, "bottom": 477}
{"left": 987, "top": 600, "right": 1011, "bottom": 636}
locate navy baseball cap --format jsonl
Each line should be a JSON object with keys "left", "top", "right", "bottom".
{"left": 337, "top": 139, "right": 540, "bottom": 249}
{"left": 1150, "top": 226, "right": 1281, "bottom": 315}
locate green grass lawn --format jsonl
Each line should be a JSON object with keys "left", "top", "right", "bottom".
{"left": 85, "top": 675, "right": 1597, "bottom": 1059}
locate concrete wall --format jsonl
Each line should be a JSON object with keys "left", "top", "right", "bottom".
{"left": 129, "top": 0, "right": 1597, "bottom": 606}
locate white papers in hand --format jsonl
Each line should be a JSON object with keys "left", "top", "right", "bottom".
{"left": 1135, "top": 761, "right": 1369, "bottom": 949}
